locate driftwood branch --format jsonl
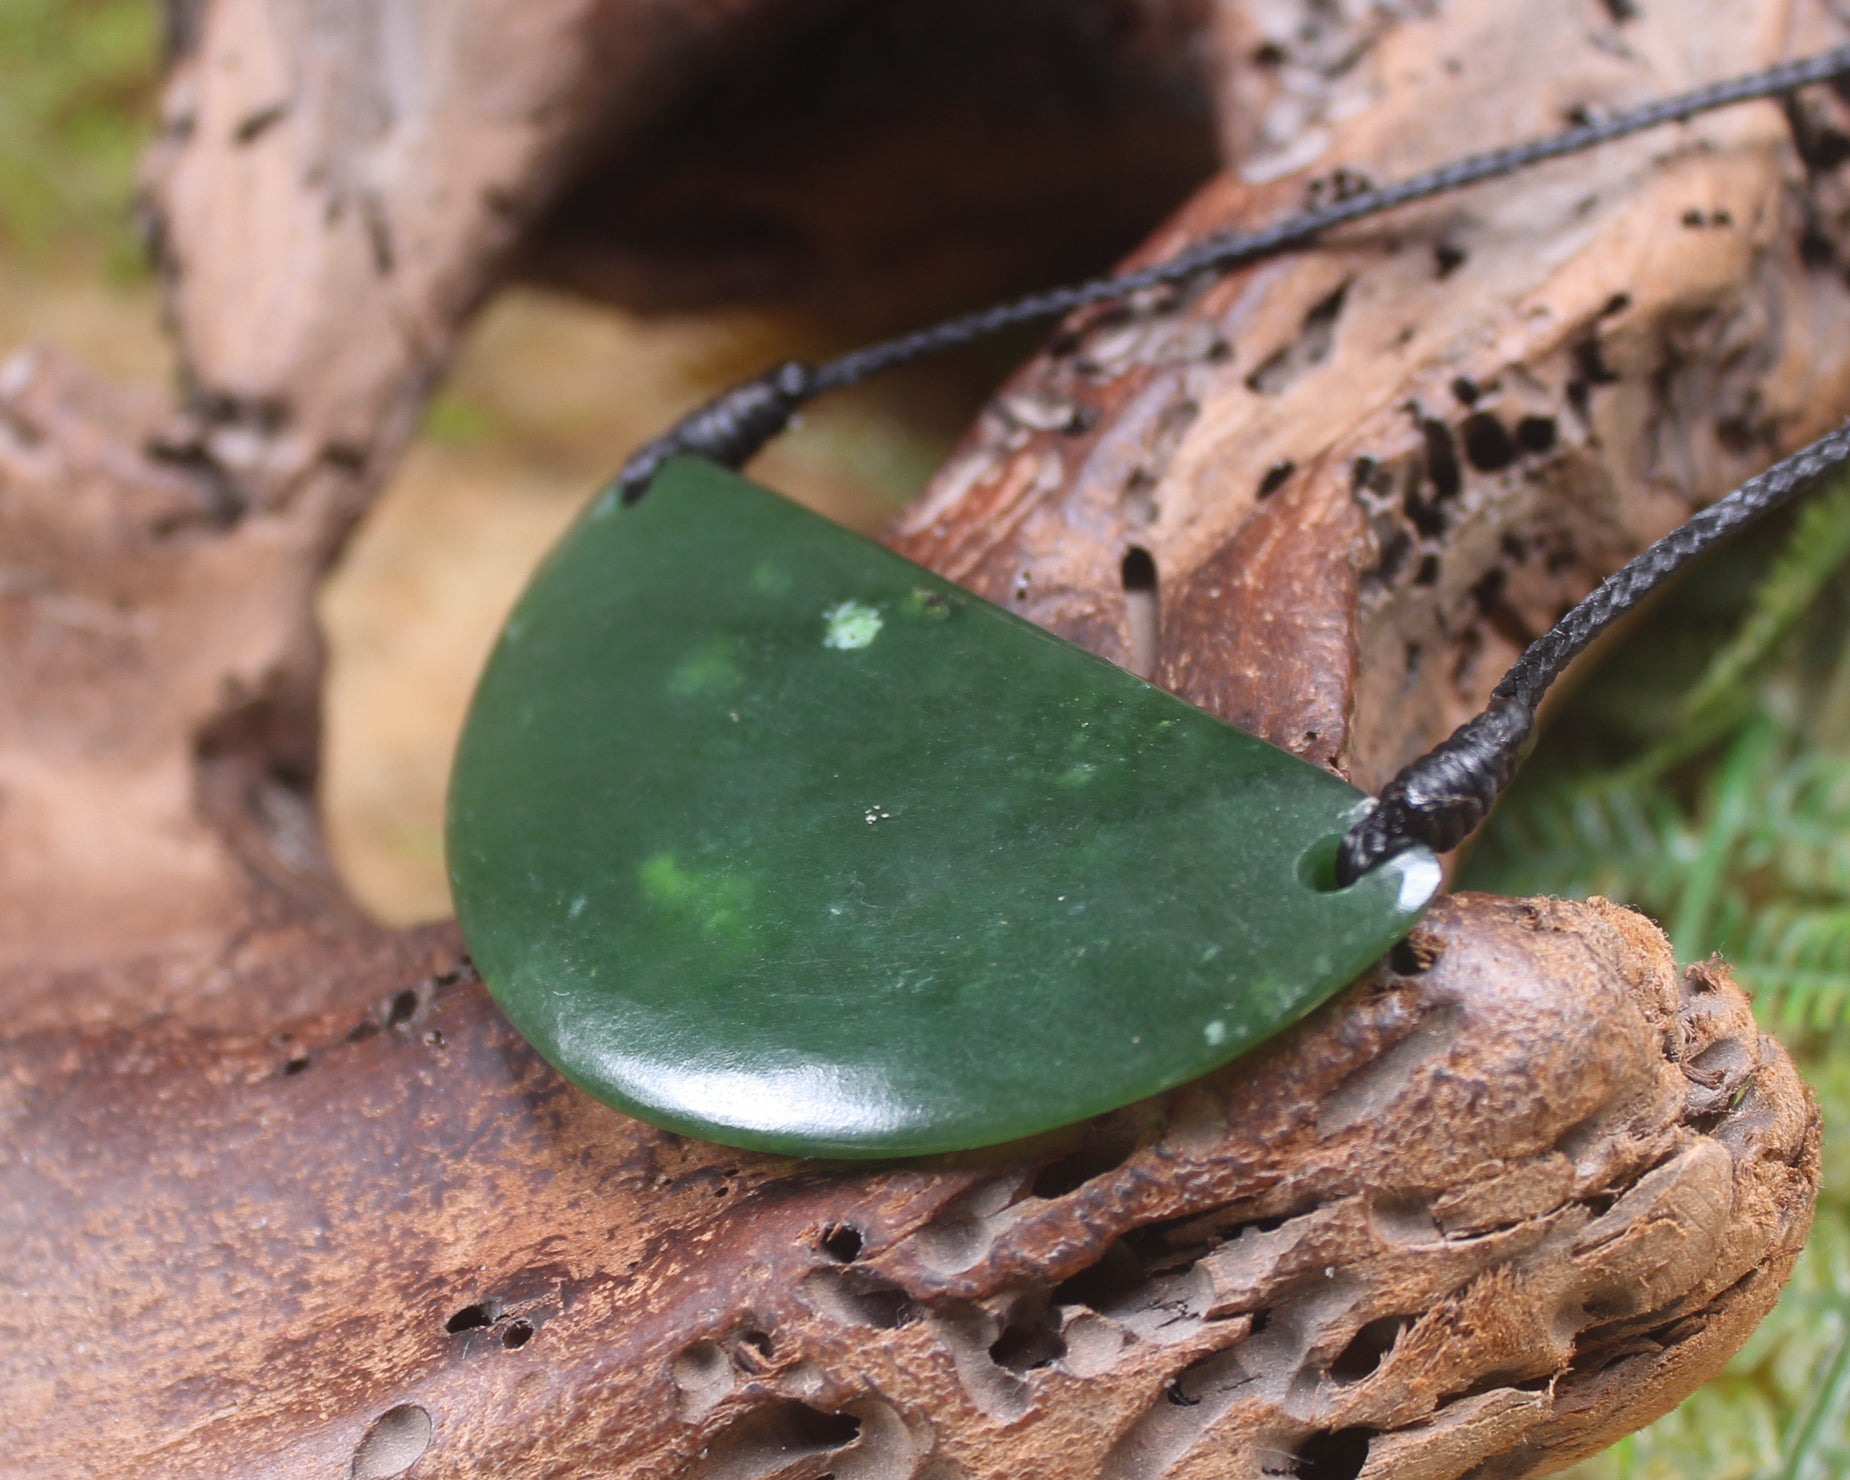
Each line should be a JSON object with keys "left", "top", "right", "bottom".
{"left": 1, "top": 895, "right": 1816, "bottom": 1478}
{"left": 2, "top": 0, "right": 1845, "bottom": 1475}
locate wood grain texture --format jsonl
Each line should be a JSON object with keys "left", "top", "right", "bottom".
{"left": 892, "top": 0, "right": 1850, "bottom": 788}
{"left": 0, "top": 897, "right": 1818, "bottom": 1478}
{"left": 2, "top": 0, "right": 1846, "bottom": 1473}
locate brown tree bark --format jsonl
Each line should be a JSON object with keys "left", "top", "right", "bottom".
{"left": 1, "top": 1, "right": 1842, "bottom": 1476}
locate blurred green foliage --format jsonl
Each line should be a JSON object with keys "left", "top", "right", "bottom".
{"left": 0, "top": 0, "right": 158, "bottom": 273}
{"left": 1465, "top": 475, "right": 1850, "bottom": 1480}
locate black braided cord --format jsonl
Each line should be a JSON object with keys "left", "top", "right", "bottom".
{"left": 1335, "top": 417, "right": 1850, "bottom": 881}
{"left": 616, "top": 361, "right": 817, "bottom": 505}
{"left": 610, "top": 44, "right": 1850, "bottom": 504}
{"left": 604, "top": 45, "right": 1850, "bottom": 876}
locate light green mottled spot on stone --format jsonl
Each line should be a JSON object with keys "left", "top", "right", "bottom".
{"left": 637, "top": 851, "right": 694, "bottom": 903}
{"left": 752, "top": 561, "right": 794, "bottom": 597}
{"left": 669, "top": 635, "right": 743, "bottom": 696}
{"left": 822, "top": 600, "right": 883, "bottom": 650}
{"left": 1203, "top": 1018, "right": 1228, "bottom": 1047}
{"left": 1059, "top": 762, "right": 1099, "bottom": 786}
{"left": 637, "top": 851, "right": 754, "bottom": 933}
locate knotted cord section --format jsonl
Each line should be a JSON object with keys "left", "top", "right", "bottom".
{"left": 614, "top": 361, "right": 817, "bottom": 505}
{"left": 599, "top": 46, "right": 1850, "bottom": 879}
{"left": 1336, "top": 418, "right": 1850, "bottom": 882}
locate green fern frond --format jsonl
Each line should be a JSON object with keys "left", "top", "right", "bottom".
{"left": 1747, "top": 755, "right": 1850, "bottom": 899}
{"left": 1669, "top": 714, "right": 1788, "bottom": 960}
{"left": 1466, "top": 773, "right": 1695, "bottom": 909}
{"left": 1681, "top": 476, "right": 1850, "bottom": 728}
{"left": 1732, "top": 904, "right": 1850, "bottom": 1032}
{"left": 1472, "top": 475, "right": 1850, "bottom": 1480}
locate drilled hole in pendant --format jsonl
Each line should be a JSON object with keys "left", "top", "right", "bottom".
{"left": 1296, "top": 835, "right": 1351, "bottom": 893}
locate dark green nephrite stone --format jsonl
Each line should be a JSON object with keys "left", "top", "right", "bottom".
{"left": 447, "top": 457, "right": 1439, "bottom": 1158}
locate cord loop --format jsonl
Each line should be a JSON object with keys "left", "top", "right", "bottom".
{"left": 1335, "top": 416, "right": 1850, "bottom": 876}
{"left": 1336, "top": 701, "right": 1534, "bottom": 883}
{"left": 601, "top": 47, "right": 1850, "bottom": 879}
{"left": 614, "top": 361, "right": 817, "bottom": 505}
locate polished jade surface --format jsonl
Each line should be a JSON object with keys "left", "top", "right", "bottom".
{"left": 446, "top": 457, "right": 1439, "bottom": 1157}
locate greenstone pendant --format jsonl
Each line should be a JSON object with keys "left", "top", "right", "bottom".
{"left": 446, "top": 457, "right": 1439, "bottom": 1157}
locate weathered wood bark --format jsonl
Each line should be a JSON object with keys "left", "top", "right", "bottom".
{"left": 0, "top": 895, "right": 1817, "bottom": 1479}
{"left": 1, "top": 0, "right": 1844, "bottom": 1476}
{"left": 5, "top": 0, "right": 1220, "bottom": 1032}
{"left": 890, "top": 0, "right": 1850, "bottom": 790}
